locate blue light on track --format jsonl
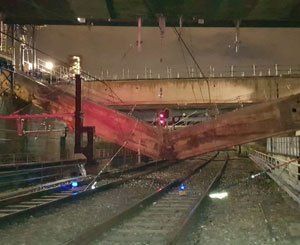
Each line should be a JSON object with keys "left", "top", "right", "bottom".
{"left": 179, "top": 183, "right": 186, "bottom": 191}
{"left": 71, "top": 181, "right": 78, "bottom": 188}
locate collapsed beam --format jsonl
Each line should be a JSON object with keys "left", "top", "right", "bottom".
{"left": 36, "top": 86, "right": 164, "bottom": 160}
{"left": 4, "top": 73, "right": 300, "bottom": 161}
{"left": 38, "top": 86, "right": 300, "bottom": 161}
{"left": 166, "top": 94, "right": 300, "bottom": 160}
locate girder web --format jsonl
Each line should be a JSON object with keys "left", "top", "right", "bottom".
{"left": 21, "top": 76, "right": 300, "bottom": 161}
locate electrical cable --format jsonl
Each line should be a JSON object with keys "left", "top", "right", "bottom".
{"left": 84, "top": 119, "right": 139, "bottom": 191}
{"left": 217, "top": 157, "right": 299, "bottom": 191}
{"left": 18, "top": 0, "right": 124, "bottom": 102}
{"left": 120, "top": 44, "right": 135, "bottom": 62}
{"left": 178, "top": 37, "right": 188, "bottom": 75}
{"left": 142, "top": 1, "right": 211, "bottom": 106}
{"left": 1, "top": 27, "right": 141, "bottom": 172}
{"left": 0, "top": 28, "right": 124, "bottom": 104}
{"left": 176, "top": 33, "right": 203, "bottom": 103}
{"left": 173, "top": 26, "right": 211, "bottom": 104}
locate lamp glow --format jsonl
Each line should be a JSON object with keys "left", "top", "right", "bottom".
{"left": 45, "top": 61, "right": 54, "bottom": 70}
{"left": 91, "top": 181, "right": 97, "bottom": 190}
{"left": 209, "top": 191, "right": 228, "bottom": 199}
{"left": 28, "top": 62, "right": 33, "bottom": 70}
{"left": 77, "top": 17, "right": 86, "bottom": 23}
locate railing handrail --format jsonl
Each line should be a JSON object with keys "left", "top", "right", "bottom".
{"left": 0, "top": 152, "right": 81, "bottom": 165}
{"left": 250, "top": 150, "right": 300, "bottom": 168}
{"left": 12, "top": 56, "right": 300, "bottom": 83}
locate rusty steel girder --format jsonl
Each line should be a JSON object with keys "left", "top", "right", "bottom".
{"left": 7, "top": 73, "right": 300, "bottom": 161}
{"left": 165, "top": 95, "right": 300, "bottom": 160}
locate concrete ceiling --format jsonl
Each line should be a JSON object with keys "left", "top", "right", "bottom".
{"left": 1, "top": 0, "right": 300, "bottom": 27}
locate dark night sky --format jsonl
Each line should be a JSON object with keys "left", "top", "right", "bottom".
{"left": 36, "top": 26, "right": 300, "bottom": 78}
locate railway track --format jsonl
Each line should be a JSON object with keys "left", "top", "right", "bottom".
{"left": 0, "top": 159, "right": 175, "bottom": 223}
{"left": 68, "top": 152, "right": 228, "bottom": 245}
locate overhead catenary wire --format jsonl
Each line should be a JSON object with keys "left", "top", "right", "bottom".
{"left": 84, "top": 119, "right": 139, "bottom": 191}
{"left": 176, "top": 33, "right": 204, "bottom": 103}
{"left": 0, "top": 29, "right": 124, "bottom": 104}
{"left": 1, "top": 26, "right": 141, "bottom": 168}
{"left": 142, "top": 1, "right": 212, "bottom": 105}
{"left": 84, "top": 141, "right": 128, "bottom": 191}
{"left": 173, "top": 26, "right": 212, "bottom": 104}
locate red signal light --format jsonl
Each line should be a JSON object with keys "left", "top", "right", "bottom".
{"left": 157, "top": 109, "right": 170, "bottom": 127}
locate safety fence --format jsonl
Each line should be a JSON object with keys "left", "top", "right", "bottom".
{"left": 0, "top": 153, "right": 39, "bottom": 164}
{"left": 94, "top": 147, "right": 140, "bottom": 165}
{"left": 0, "top": 158, "right": 84, "bottom": 191}
{"left": 249, "top": 149, "right": 300, "bottom": 203}
{"left": 249, "top": 150, "right": 300, "bottom": 179}
{"left": 0, "top": 152, "right": 80, "bottom": 165}
{"left": 267, "top": 137, "right": 300, "bottom": 157}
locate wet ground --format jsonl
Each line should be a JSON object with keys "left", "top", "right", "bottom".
{"left": 185, "top": 154, "right": 300, "bottom": 245}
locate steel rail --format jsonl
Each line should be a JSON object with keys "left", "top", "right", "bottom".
{"left": 0, "top": 159, "right": 173, "bottom": 223}
{"left": 67, "top": 152, "right": 220, "bottom": 245}
{"left": 0, "top": 160, "right": 163, "bottom": 201}
{"left": 167, "top": 153, "right": 229, "bottom": 244}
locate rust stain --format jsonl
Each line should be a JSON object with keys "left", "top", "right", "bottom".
{"left": 11, "top": 74, "right": 300, "bottom": 161}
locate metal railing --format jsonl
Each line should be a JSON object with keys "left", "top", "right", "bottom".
{"left": 0, "top": 148, "right": 137, "bottom": 165}
{"left": 0, "top": 152, "right": 78, "bottom": 165}
{"left": 19, "top": 58, "right": 74, "bottom": 84}
{"left": 0, "top": 21, "right": 9, "bottom": 55}
{"left": 94, "top": 147, "right": 138, "bottom": 161}
{"left": 97, "top": 64, "right": 300, "bottom": 81}
{"left": 0, "top": 158, "right": 83, "bottom": 190}
{"left": 36, "top": 58, "right": 72, "bottom": 81}
{"left": 249, "top": 150, "right": 300, "bottom": 203}
{"left": 13, "top": 58, "right": 300, "bottom": 84}
{"left": 18, "top": 57, "right": 95, "bottom": 85}
{"left": 0, "top": 153, "right": 37, "bottom": 164}
{"left": 249, "top": 150, "right": 300, "bottom": 173}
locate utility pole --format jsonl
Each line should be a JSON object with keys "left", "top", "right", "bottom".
{"left": 74, "top": 74, "right": 95, "bottom": 163}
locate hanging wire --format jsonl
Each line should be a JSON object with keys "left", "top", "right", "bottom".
{"left": 142, "top": 1, "right": 212, "bottom": 105}
{"left": 121, "top": 44, "right": 135, "bottom": 62}
{"left": 176, "top": 33, "right": 204, "bottom": 103}
{"left": 84, "top": 141, "right": 128, "bottom": 191}
{"left": 173, "top": 110, "right": 198, "bottom": 127}
{"left": 173, "top": 27, "right": 212, "bottom": 104}
{"left": 219, "top": 157, "right": 299, "bottom": 191}
{"left": 84, "top": 120, "right": 139, "bottom": 191}
{"left": 0, "top": 25, "right": 142, "bottom": 169}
